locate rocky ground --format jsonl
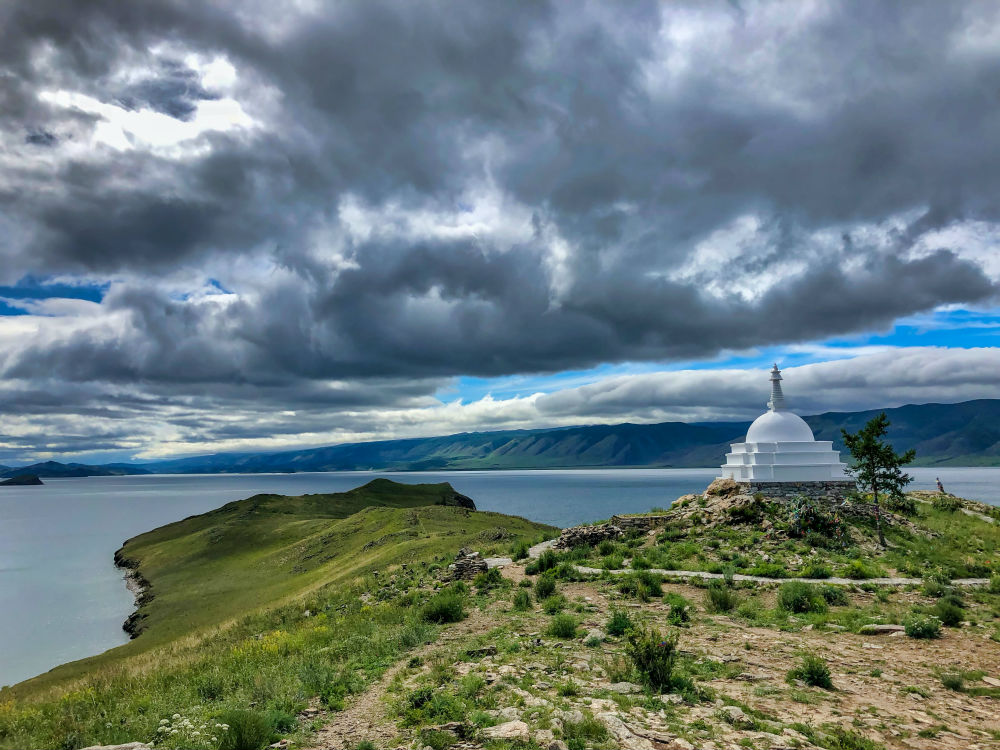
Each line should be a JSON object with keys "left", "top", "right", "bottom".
{"left": 298, "top": 553, "right": 1000, "bottom": 750}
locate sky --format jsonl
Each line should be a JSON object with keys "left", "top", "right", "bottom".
{"left": 0, "top": 0, "right": 999, "bottom": 464}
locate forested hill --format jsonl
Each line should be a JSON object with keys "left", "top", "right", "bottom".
{"left": 7, "top": 400, "right": 999, "bottom": 475}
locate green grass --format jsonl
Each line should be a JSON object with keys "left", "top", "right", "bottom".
{"left": 0, "top": 480, "right": 555, "bottom": 749}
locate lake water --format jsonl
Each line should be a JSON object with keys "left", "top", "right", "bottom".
{"left": 1, "top": 466, "right": 997, "bottom": 686}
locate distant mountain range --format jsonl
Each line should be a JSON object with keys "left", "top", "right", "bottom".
{"left": 4, "top": 399, "right": 999, "bottom": 477}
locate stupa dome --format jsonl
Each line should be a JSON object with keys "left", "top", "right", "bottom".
{"left": 746, "top": 410, "right": 815, "bottom": 443}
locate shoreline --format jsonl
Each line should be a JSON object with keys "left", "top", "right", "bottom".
{"left": 113, "top": 543, "right": 153, "bottom": 639}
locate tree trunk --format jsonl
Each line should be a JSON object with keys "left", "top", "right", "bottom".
{"left": 871, "top": 465, "right": 886, "bottom": 548}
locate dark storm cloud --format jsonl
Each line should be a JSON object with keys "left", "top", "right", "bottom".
{"left": 115, "top": 59, "right": 218, "bottom": 121}
{"left": 2, "top": 0, "right": 1000, "bottom": 458}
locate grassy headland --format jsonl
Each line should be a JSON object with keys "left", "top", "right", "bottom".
{"left": 0, "top": 479, "right": 555, "bottom": 749}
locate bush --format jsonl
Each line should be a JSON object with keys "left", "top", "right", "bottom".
{"left": 548, "top": 613, "right": 580, "bottom": 639}
{"left": 799, "top": 562, "right": 832, "bottom": 579}
{"left": 512, "top": 589, "right": 532, "bottom": 611}
{"left": 510, "top": 540, "right": 530, "bottom": 561}
{"left": 536, "top": 549, "right": 559, "bottom": 572}
{"left": 787, "top": 653, "right": 833, "bottom": 689}
{"left": 932, "top": 494, "right": 962, "bottom": 512}
{"left": 884, "top": 493, "right": 917, "bottom": 515}
{"left": 624, "top": 626, "right": 679, "bottom": 692}
{"left": 788, "top": 496, "right": 845, "bottom": 542}
{"left": 606, "top": 608, "right": 633, "bottom": 637}
{"left": 217, "top": 710, "right": 277, "bottom": 750}
{"left": 421, "top": 592, "right": 466, "bottom": 624}
{"left": 745, "top": 562, "right": 788, "bottom": 578}
{"left": 840, "top": 559, "right": 878, "bottom": 580}
{"left": 618, "top": 570, "right": 662, "bottom": 601}
{"left": 542, "top": 594, "right": 567, "bottom": 614}
{"left": 941, "top": 673, "right": 964, "bottom": 691}
{"left": 597, "top": 539, "right": 617, "bottom": 556}
{"left": 990, "top": 574, "right": 1000, "bottom": 594}
{"left": 705, "top": 580, "right": 739, "bottom": 613}
{"left": 819, "top": 585, "right": 849, "bottom": 606}
{"left": 534, "top": 574, "right": 557, "bottom": 599}
{"left": 932, "top": 599, "right": 964, "bottom": 627}
{"left": 904, "top": 615, "right": 942, "bottom": 639}
{"left": 777, "top": 581, "right": 827, "bottom": 614}
{"left": 473, "top": 567, "right": 503, "bottom": 591}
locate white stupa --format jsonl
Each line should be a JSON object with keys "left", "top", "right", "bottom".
{"left": 720, "top": 365, "right": 848, "bottom": 482}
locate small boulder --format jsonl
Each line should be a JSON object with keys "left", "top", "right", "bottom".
{"left": 608, "top": 681, "right": 643, "bottom": 694}
{"left": 720, "top": 705, "right": 754, "bottom": 728}
{"left": 482, "top": 720, "right": 530, "bottom": 741}
{"left": 858, "top": 624, "right": 905, "bottom": 635}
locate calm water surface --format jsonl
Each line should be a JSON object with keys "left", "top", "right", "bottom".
{"left": 1, "top": 466, "right": 996, "bottom": 686}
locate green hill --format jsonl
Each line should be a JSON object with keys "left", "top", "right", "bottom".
{"left": 6, "top": 479, "right": 555, "bottom": 706}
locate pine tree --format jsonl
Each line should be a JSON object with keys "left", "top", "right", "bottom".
{"left": 841, "top": 413, "right": 915, "bottom": 548}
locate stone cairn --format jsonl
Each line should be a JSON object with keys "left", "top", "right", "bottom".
{"left": 448, "top": 547, "right": 488, "bottom": 580}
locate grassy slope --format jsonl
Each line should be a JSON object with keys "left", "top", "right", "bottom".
{"left": 10, "top": 479, "right": 556, "bottom": 701}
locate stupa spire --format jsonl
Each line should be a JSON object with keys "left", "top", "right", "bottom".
{"left": 767, "top": 363, "right": 786, "bottom": 412}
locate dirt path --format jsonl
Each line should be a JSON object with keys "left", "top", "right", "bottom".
{"left": 303, "top": 608, "right": 497, "bottom": 749}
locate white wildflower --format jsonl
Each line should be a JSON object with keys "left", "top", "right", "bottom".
{"left": 159, "top": 719, "right": 169, "bottom": 725}
{"left": 170, "top": 729, "right": 178, "bottom": 734}
{"left": 172, "top": 713, "right": 181, "bottom": 719}
{"left": 221, "top": 724, "right": 230, "bottom": 730}
{"left": 211, "top": 738, "right": 217, "bottom": 743}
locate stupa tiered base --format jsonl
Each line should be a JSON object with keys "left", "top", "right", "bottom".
{"left": 731, "top": 479, "right": 857, "bottom": 501}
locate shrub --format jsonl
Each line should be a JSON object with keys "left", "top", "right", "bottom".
{"left": 618, "top": 570, "right": 662, "bottom": 601}
{"left": 473, "top": 567, "right": 503, "bottom": 591}
{"left": 932, "top": 599, "right": 964, "bottom": 627}
{"left": 548, "top": 613, "right": 580, "bottom": 639}
{"left": 421, "top": 592, "right": 466, "bottom": 624}
{"left": 624, "top": 626, "right": 679, "bottom": 691}
{"left": 787, "top": 653, "right": 833, "bottom": 689}
{"left": 777, "top": 581, "right": 827, "bottom": 614}
{"left": 217, "top": 710, "right": 277, "bottom": 750}
{"left": 990, "top": 574, "right": 1000, "bottom": 594}
{"left": 904, "top": 615, "right": 942, "bottom": 639}
{"left": 819, "top": 585, "right": 848, "bottom": 606}
{"left": 922, "top": 578, "right": 948, "bottom": 598}
{"left": 941, "top": 673, "right": 964, "bottom": 691}
{"left": 705, "top": 580, "right": 739, "bottom": 613}
{"left": 840, "top": 559, "right": 878, "bottom": 580}
{"left": 884, "top": 493, "right": 917, "bottom": 515}
{"left": 536, "top": 549, "right": 559, "bottom": 572}
{"left": 799, "top": 562, "right": 832, "bottom": 579}
{"left": 788, "top": 496, "right": 845, "bottom": 542}
{"left": 534, "top": 574, "right": 557, "bottom": 599}
{"left": 542, "top": 594, "right": 567, "bottom": 614}
{"left": 512, "top": 589, "right": 532, "bottom": 611}
{"left": 597, "top": 539, "right": 617, "bottom": 556}
{"left": 510, "top": 540, "right": 530, "bottom": 561}
{"left": 667, "top": 603, "right": 690, "bottom": 625}
{"left": 745, "top": 562, "right": 788, "bottom": 578}
{"left": 932, "top": 494, "right": 962, "bottom": 512}
{"left": 606, "top": 608, "right": 633, "bottom": 637}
